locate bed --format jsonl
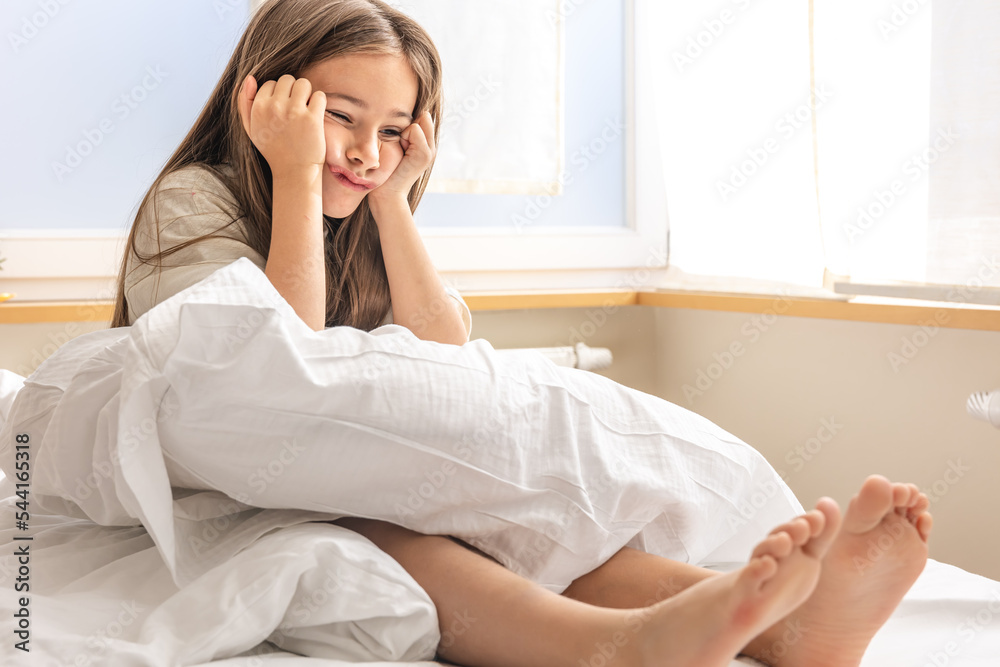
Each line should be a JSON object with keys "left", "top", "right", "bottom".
{"left": 1, "top": 258, "right": 998, "bottom": 666}
{"left": 3, "top": 473, "right": 1000, "bottom": 667}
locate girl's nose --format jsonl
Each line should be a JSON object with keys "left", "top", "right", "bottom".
{"left": 346, "top": 132, "right": 381, "bottom": 171}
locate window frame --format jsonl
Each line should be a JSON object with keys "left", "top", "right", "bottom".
{"left": 403, "top": 0, "right": 668, "bottom": 275}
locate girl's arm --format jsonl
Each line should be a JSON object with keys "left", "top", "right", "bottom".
{"left": 370, "top": 196, "right": 468, "bottom": 345}
{"left": 266, "top": 168, "right": 326, "bottom": 332}
{"left": 240, "top": 74, "right": 328, "bottom": 332}
{"left": 369, "top": 111, "right": 469, "bottom": 346}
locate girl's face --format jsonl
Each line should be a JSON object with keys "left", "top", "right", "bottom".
{"left": 299, "top": 53, "right": 420, "bottom": 219}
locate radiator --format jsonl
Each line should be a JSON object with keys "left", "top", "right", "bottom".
{"left": 494, "top": 342, "right": 613, "bottom": 372}
{"left": 968, "top": 390, "right": 1000, "bottom": 428}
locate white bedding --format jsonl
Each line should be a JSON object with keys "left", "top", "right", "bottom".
{"left": 0, "top": 257, "right": 998, "bottom": 665}
{"left": 2, "top": 480, "right": 999, "bottom": 667}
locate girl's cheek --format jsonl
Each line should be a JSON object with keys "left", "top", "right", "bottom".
{"left": 324, "top": 127, "right": 347, "bottom": 159}
{"left": 380, "top": 143, "right": 404, "bottom": 169}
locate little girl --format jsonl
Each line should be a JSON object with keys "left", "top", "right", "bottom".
{"left": 110, "top": 1, "right": 933, "bottom": 665}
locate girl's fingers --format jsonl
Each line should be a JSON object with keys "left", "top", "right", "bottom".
{"left": 273, "top": 74, "right": 296, "bottom": 99}
{"left": 290, "top": 77, "right": 314, "bottom": 107}
{"left": 406, "top": 119, "right": 431, "bottom": 157}
{"left": 257, "top": 78, "right": 277, "bottom": 99}
{"left": 308, "top": 90, "right": 327, "bottom": 119}
{"left": 400, "top": 123, "right": 419, "bottom": 155}
{"left": 237, "top": 71, "right": 327, "bottom": 169}
{"left": 418, "top": 111, "right": 435, "bottom": 153}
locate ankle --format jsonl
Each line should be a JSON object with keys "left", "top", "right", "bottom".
{"left": 739, "top": 619, "right": 791, "bottom": 667}
{"left": 570, "top": 609, "right": 645, "bottom": 667}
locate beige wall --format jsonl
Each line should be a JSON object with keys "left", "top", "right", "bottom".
{"left": 3, "top": 303, "right": 998, "bottom": 580}
{"left": 651, "top": 307, "right": 1000, "bottom": 582}
{"left": 1, "top": 321, "right": 110, "bottom": 378}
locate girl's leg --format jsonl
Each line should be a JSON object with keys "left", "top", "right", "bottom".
{"left": 337, "top": 516, "right": 621, "bottom": 666}
{"left": 335, "top": 508, "right": 836, "bottom": 667}
{"left": 564, "top": 546, "right": 717, "bottom": 608}
{"left": 566, "top": 476, "right": 933, "bottom": 667}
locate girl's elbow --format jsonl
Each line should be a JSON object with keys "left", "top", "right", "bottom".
{"left": 434, "top": 321, "right": 469, "bottom": 346}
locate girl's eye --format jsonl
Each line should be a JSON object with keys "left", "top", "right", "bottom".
{"left": 326, "top": 111, "right": 401, "bottom": 139}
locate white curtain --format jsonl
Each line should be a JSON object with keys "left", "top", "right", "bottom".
{"left": 813, "top": 0, "right": 931, "bottom": 286}
{"left": 644, "top": 0, "right": 825, "bottom": 286}
{"left": 926, "top": 0, "right": 1000, "bottom": 288}
{"left": 645, "top": 0, "right": 998, "bottom": 294}
{"left": 390, "top": 0, "right": 564, "bottom": 195}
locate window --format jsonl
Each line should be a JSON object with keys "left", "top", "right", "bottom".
{"left": 641, "top": 0, "right": 1000, "bottom": 305}
{"left": 1, "top": 0, "right": 668, "bottom": 298}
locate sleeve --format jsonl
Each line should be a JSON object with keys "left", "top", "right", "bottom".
{"left": 378, "top": 284, "right": 473, "bottom": 339}
{"left": 443, "top": 285, "right": 473, "bottom": 339}
{"left": 124, "top": 166, "right": 266, "bottom": 325}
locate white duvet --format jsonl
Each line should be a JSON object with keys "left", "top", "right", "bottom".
{"left": 0, "top": 257, "right": 998, "bottom": 666}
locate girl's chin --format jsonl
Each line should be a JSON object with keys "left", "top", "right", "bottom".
{"left": 322, "top": 197, "right": 364, "bottom": 219}
{"left": 322, "top": 180, "right": 368, "bottom": 216}
{"left": 323, "top": 208, "right": 357, "bottom": 218}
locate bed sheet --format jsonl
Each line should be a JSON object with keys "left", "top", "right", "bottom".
{"left": 2, "top": 465, "right": 999, "bottom": 667}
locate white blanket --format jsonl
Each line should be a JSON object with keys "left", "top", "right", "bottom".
{"left": 1, "top": 257, "right": 998, "bottom": 665}
{"left": 2, "top": 481, "right": 999, "bottom": 667}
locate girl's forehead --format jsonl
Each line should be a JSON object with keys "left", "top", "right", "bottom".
{"left": 303, "top": 52, "right": 418, "bottom": 113}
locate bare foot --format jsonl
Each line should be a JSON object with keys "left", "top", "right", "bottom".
{"left": 747, "top": 475, "right": 933, "bottom": 667}
{"left": 594, "top": 504, "right": 838, "bottom": 667}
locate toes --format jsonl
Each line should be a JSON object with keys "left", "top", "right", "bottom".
{"left": 891, "top": 484, "right": 931, "bottom": 523}
{"left": 802, "top": 497, "right": 841, "bottom": 558}
{"left": 894, "top": 484, "right": 919, "bottom": 520}
{"left": 844, "top": 475, "right": 894, "bottom": 534}
{"left": 909, "top": 493, "right": 930, "bottom": 516}
{"left": 892, "top": 482, "right": 912, "bottom": 507}
{"left": 748, "top": 554, "right": 779, "bottom": 582}
{"left": 916, "top": 512, "right": 933, "bottom": 542}
{"left": 769, "top": 517, "right": 811, "bottom": 546}
{"left": 801, "top": 509, "right": 826, "bottom": 538}
{"left": 753, "top": 531, "right": 794, "bottom": 560}
{"left": 786, "top": 518, "right": 812, "bottom": 545}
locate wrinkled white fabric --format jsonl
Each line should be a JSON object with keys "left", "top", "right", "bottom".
{"left": 1, "top": 257, "right": 803, "bottom": 595}
{"left": 0, "top": 369, "right": 23, "bottom": 432}
{"left": 0, "top": 498, "right": 440, "bottom": 665}
{"left": 2, "top": 479, "right": 999, "bottom": 667}
{"left": 2, "top": 258, "right": 1000, "bottom": 665}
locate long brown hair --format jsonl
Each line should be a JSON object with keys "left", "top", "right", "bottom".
{"left": 110, "top": 0, "right": 443, "bottom": 330}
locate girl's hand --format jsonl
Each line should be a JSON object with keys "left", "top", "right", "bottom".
{"left": 367, "top": 111, "right": 436, "bottom": 209}
{"left": 238, "top": 74, "right": 327, "bottom": 178}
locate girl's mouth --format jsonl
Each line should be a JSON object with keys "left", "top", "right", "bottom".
{"left": 332, "top": 172, "right": 370, "bottom": 192}
{"left": 330, "top": 168, "right": 374, "bottom": 192}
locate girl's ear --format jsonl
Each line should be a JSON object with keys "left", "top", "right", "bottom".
{"left": 238, "top": 75, "right": 259, "bottom": 137}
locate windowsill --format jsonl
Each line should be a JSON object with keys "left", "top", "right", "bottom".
{"left": 3, "top": 289, "right": 999, "bottom": 331}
